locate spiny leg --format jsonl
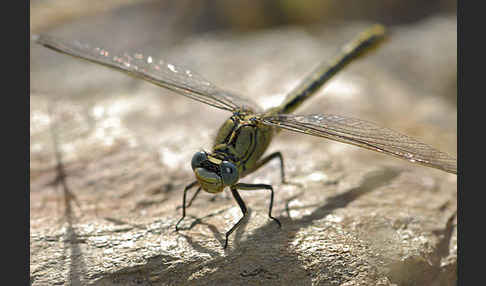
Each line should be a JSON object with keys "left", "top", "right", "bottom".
{"left": 224, "top": 187, "right": 248, "bottom": 249}
{"left": 186, "top": 187, "right": 202, "bottom": 208}
{"left": 250, "top": 151, "right": 287, "bottom": 184}
{"left": 251, "top": 151, "right": 302, "bottom": 187}
{"left": 236, "top": 183, "right": 281, "bottom": 228}
{"left": 176, "top": 186, "right": 202, "bottom": 210}
{"left": 175, "top": 181, "right": 199, "bottom": 231}
{"left": 224, "top": 183, "right": 281, "bottom": 248}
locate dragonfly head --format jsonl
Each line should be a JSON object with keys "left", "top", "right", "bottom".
{"left": 191, "top": 151, "right": 239, "bottom": 193}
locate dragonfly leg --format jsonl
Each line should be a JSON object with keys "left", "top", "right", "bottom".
{"left": 251, "top": 151, "right": 287, "bottom": 184}
{"left": 186, "top": 187, "right": 202, "bottom": 208}
{"left": 224, "top": 183, "right": 281, "bottom": 248}
{"left": 224, "top": 187, "right": 248, "bottom": 248}
{"left": 235, "top": 183, "right": 281, "bottom": 228}
{"left": 252, "top": 152, "right": 302, "bottom": 187}
{"left": 175, "top": 181, "right": 199, "bottom": 231}
{"left": 176, "top": 186, "right": 202, "bottom": 210}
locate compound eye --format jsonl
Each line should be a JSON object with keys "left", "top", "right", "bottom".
{"left": 220, "top": 161, "right": 239, "bottom": 186}
{"left": 191, "top": 151, "right": 207, "bottom": 170}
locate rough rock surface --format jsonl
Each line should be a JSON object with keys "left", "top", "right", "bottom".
{"left": 30, "top": 11, "right": 457, "bottom": 286}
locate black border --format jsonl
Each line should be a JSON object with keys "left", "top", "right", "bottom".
{"left": 26, "top": 1, "right": 31, "bottom": 285}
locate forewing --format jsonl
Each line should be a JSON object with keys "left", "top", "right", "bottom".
{"left": 262, "top": 114, "right": 456, "bottom": 174}
{"left": 34, "top": 34, "right": 261, "bottom": 113}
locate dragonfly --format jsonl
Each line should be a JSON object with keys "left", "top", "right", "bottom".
{"left": 35, "top": 25, "right": 457, "bottom": 248}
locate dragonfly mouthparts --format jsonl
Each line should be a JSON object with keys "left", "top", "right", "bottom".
{"left": 200, "top": 158, "right": 222, "bottom": 176}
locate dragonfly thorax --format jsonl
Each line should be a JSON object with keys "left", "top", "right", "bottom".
{"left": 213, "top": 113, "right": 275, "bottom": 177}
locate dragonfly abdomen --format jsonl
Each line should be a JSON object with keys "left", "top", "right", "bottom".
{"left": 274, "top": 25, "right": 386, "bottom": 115}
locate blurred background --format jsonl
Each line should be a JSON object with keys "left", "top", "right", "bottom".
{"left": 30, "top": 0, "right": 457, "bottom": 101}
{"left": 31, "top": 0, "right": 456, "bottom": 33}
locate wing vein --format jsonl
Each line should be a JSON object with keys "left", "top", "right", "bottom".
{"left": 262, "top": 113, "right": 456, "bottom": 174}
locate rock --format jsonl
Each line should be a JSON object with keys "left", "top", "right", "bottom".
{"left": 30, "top": 10, "right": 456, "bottom": 286}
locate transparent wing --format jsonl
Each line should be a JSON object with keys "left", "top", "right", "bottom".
{"left": 261, "top": 114, "right": 456, "bottom": 174}
{"left": 34, "top": 34, "right": 261, "bottom": 113}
